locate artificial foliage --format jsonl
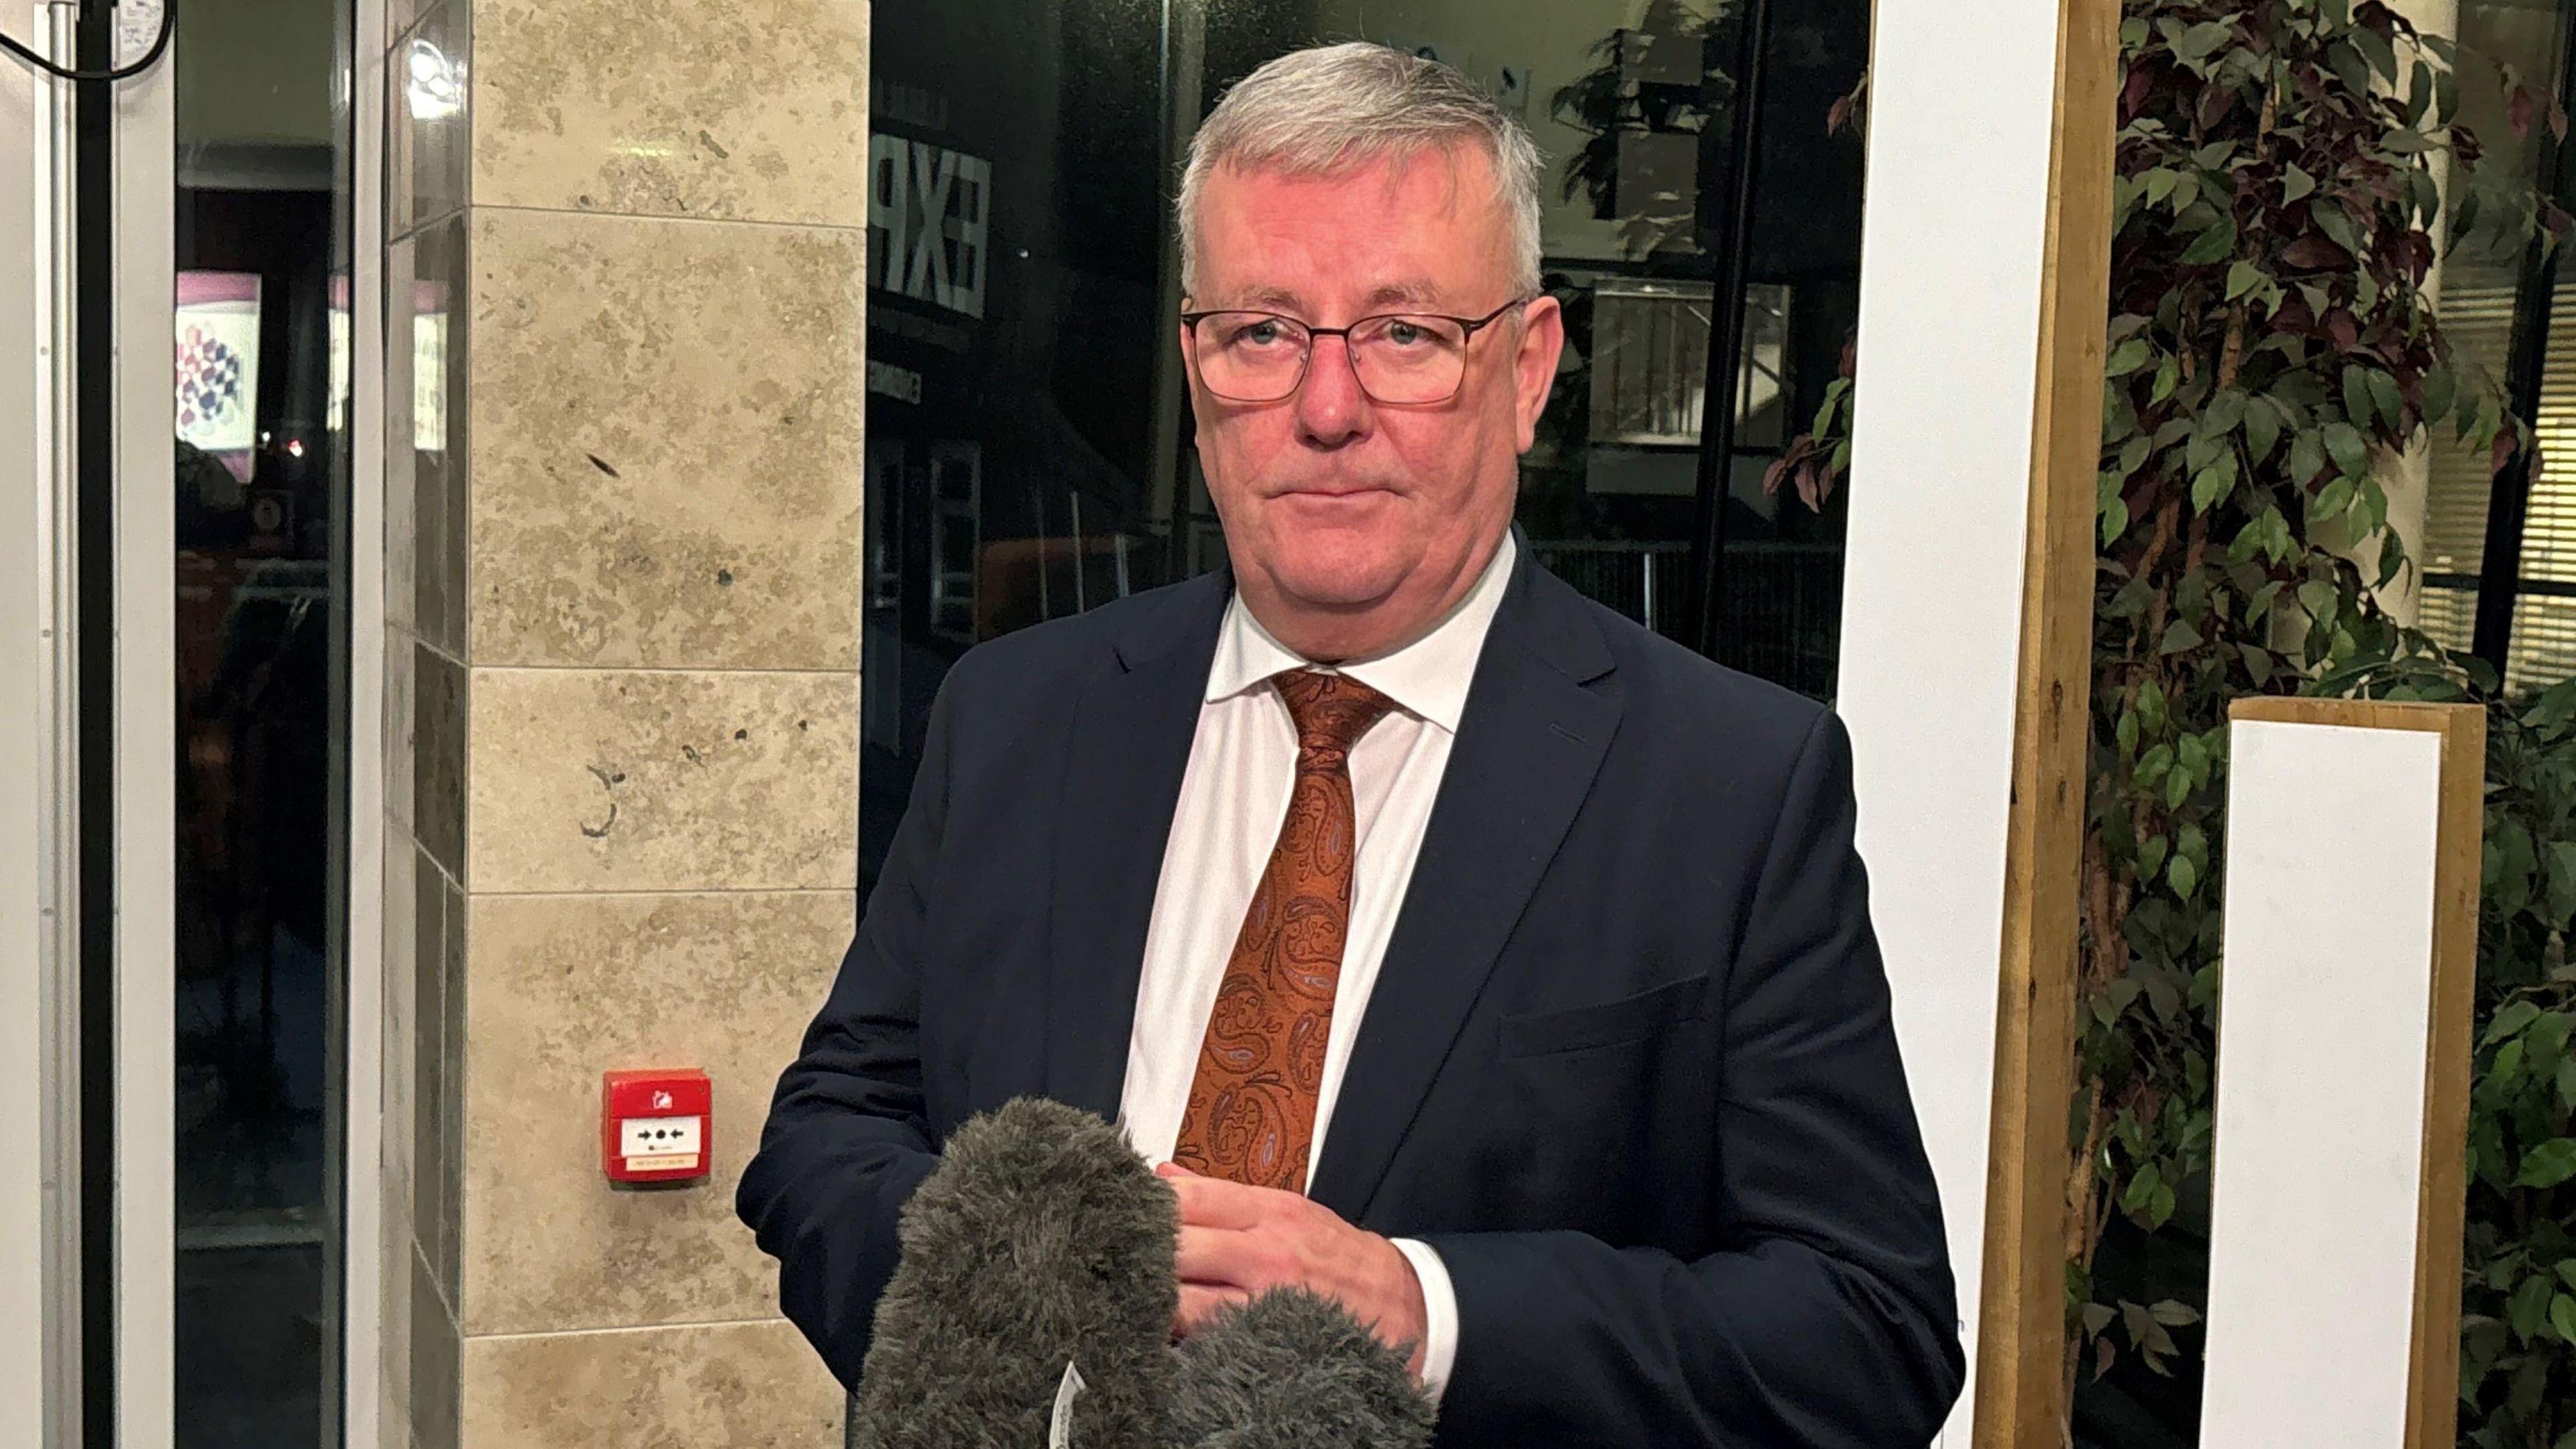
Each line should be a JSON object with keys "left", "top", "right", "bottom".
{"left": 1776, "top": 1, "right": 2576, "bottom": 1440}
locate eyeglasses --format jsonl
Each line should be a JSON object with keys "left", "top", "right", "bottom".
{"left": 1179, "top": 297, "right": 1534, "bottom": 405}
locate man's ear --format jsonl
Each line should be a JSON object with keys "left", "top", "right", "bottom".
{"left": 1512, "top": 294, "right": 1566, "bottom": 454}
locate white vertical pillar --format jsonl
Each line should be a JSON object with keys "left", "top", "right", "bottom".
{"left": 2200, "top": 701, "right": 2479, "bottom": 1449}
{"left": 2372, "top": 0, "right": 2458, "bottom": 627}
{"left": 344, "top": 0, "right": 390, "bottom": 1441}
{"left": 1841, "top": 0, "right": 2114, "bottom": 1439}
{"left": 112, "top": 18, "right": 178, "bottom": 1448}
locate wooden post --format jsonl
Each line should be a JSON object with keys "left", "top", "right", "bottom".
{"left": 1976, "top": 1, "right": 2121, "bottom": 1443}
{"left": 2208, "top": 699, "right": 2481, "bottom": 1448}
{"left": 1839, "top": 0, "right": 2118, "bottom": 1442}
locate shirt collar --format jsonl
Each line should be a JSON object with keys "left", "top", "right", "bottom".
{"left": 1205, "top": 531, "right": 1516, "bottom": 735}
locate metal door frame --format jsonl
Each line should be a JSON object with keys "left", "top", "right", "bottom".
{"left": 2, "top": 5, "right": 66, "bottom": 1445}
{"left": 1, "top": 3, "right": 183, "bottom": 1442}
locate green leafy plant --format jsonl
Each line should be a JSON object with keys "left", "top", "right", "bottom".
{"left": 2455, "top": 678, "right": 2576, "bottom": 1446}
{"left": 1777, "top": 0, "right": 2576, "bottom": 1440}
{"left": 2066, "top": 0, "right": 2523, "bottom": 1403}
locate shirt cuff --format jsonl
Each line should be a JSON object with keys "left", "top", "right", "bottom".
{"left": 1388, "top": 1236, "right": 1459, "bottom": 1403}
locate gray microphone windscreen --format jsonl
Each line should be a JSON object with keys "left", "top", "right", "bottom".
{"left": 1170, "top": 1286, "right": 1438, "bottom": 1449}
{"left": 848, "top": 1097, "right": 1179, "bottom": 1449}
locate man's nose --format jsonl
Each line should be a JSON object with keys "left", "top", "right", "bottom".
{"left": 1294, "top": 333, "right": 1371, "bottom": 447}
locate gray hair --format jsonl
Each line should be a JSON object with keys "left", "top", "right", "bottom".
{"left": 1178, "top": 42, "right": 1544, "bottom": 300}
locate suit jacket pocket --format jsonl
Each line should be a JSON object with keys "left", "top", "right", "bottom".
{"left": 1498, "top": 972, "right": 1711, "bottom": 1058}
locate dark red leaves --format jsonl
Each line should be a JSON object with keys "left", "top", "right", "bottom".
{"left": 2198, "top": 83, "right": 2238, "bottom": 133}
{"left": 2281, "top": 234, "right": 2350, "bottom": 270}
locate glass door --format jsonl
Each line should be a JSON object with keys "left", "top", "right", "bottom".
{"left": 168, "top": 0, "right": 367, "bottom": 1439}
{"left": 3, "top": 0, "right": 375, "bottom": 1440}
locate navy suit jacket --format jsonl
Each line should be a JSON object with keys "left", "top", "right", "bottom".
{"left": 739, "top": 548, "right": 1964, "bottom": 1446}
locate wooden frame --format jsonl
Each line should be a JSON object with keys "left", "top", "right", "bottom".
{"left": 2221, "top": 697, "right": 2482, "bottom": 1448}
{"left": 1973, "top": 0, "right": 2122, "bottom": 1442}
{"left": 1838, "top": 0, "right": 2121, "bottom": 1437}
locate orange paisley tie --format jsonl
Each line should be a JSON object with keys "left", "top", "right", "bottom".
{"left": 1170, "top": 668, "right": 1397, "bottom": 1193}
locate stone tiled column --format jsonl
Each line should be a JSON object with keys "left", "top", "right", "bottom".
{"left": 379, "top": 1, "right": 869, "bottom": 1445}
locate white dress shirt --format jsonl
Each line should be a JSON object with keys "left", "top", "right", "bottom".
{"left": 1116, "top": 531, "right": 1517, "bottom": 1399}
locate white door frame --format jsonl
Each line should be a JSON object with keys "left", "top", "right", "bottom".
{"left": 109, "top": 1, "right": 178, "bottom": 1442}
{"left": 343, "top": 0, "right": 389, "bottom": 1440}
{"left": 0, "top": 3, "right": 176, "bottom": 1443}
{"left": 1, "top": 5, "right": 67, "bottom": 1444}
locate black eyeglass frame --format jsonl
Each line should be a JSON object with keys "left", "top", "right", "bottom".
{"left": 1177, "top": 295, "right": 1538, "bottom": 405}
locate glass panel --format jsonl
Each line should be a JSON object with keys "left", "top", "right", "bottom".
{"left": 862, "top": 0, "right": 1172, "bottom": 887}
{"left": 861, "top": 0, "right": 1872, "bottom": 881}
{"left": 2414, "top": 4, "right": 2567, "bottom": 655}
{"left": 2516, "top": 276, "right": 2576, "bottom": 661}
{"left": 1220, "top": 0, "right": 1868, "bottom": 698}
{"left": 2510, "top": 588, "right": 2576, "bottom": 686}
{"left": 171, "top": 0, "right": 352, "bottom": 1440}
{"left": 2418, "top": 579, "right": 2479, "bottom": 658}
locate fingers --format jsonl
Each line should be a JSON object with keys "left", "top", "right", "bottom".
{"left": 1172, "top": 1281, "right": 1252, "bottom": 1338}
{"left": 1175, "top": 1222, "right": 1275, "bottom": 1288}
{"left": 1157, "top": 1165, "right": 1284, "bottom": 1230}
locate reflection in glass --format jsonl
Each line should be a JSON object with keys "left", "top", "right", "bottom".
{"left": 171, "top": 0, "right": 350, "bottom": 1442}
{"left": 2415, "top": 3, "right": 2565, "bottom": 670}
{"left": 859, "top": 0, "right": 1870, "bottom": 882}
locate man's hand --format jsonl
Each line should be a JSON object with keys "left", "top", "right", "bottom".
{"left": 1156, "top": 1161, "right": 1430, "bottom": 1379}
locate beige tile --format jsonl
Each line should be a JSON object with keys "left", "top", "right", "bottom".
{"left": 413, "top": 854, "right": 454, "bottom": 1305}
{"left": 465, "top": 209, "right": 863, "bottom": 670}
{"left": 470, "top": 0, "right": 867, "bottom": 227}
{"left": 460, "top": 1318, "right": 843, "bottom": 1449}
{"left": 380, "top": 1206, "right": 415, "bottom": 1449}
{"left": 383, "top": 826, "right": 420, "bottom": 1229}
{"left": 386, "top": 626, "right": 417, "bottom": 829}
{"left": 458, "top": 889, "right": 852, "bottom": 1336}
{"left": 467, "top": 667, "right": 856, "bottom": 894}
{"left": 385, "top": 236, "right": 417, "bottom": 636}
{"left": 441, "top": 864, "right": 468, "bottom": 1302}
{"left": 413, "top": 1246, "right": 462, "bottom": 1449}
{"left": 402, "top": 213, "right": 471, "bottom": 657}
{"left": 389, "top": 0, "right": 471, "bottom": 239}
{"left": 413, "top": 641, "right": 467, "bottom": 880}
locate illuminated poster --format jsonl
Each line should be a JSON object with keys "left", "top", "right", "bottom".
{"left": 328, "top": 272, "right": 351, "bottom": 437}
{"left": 175, "top": 269, "right": 262, "bottom": 482}
{"left": 413, "top": 279, "right": 448, "bottom": 453}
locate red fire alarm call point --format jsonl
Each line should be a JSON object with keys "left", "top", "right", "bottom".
{"left": 601, "top": 1069, "right": 712, "bottom": 1183}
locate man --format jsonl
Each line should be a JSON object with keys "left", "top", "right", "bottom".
{"left": 741, "top": 42, "right": 1962, "bottom": 1446}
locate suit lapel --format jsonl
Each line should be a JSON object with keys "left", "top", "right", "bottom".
{"left": 1040, "top": 573, "right": 1229, "bottom": 1120}
{"left": 1307, "top": 561, "right": 1621, "bottom": 1221}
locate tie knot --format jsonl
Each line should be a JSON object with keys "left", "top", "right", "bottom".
{"left": 1274, "top": 669, "right": 1396, "bottom": 759}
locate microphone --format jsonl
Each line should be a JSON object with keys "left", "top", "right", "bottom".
{"left": 845, "top": 1096, "right": 1436, "bottom": 1449}
{"left": 1171, "top": 1287, "right": 1436, "bottom": 1449}
{"left": 849, "top": 1097, "right": 1180, "bottom": 1449}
